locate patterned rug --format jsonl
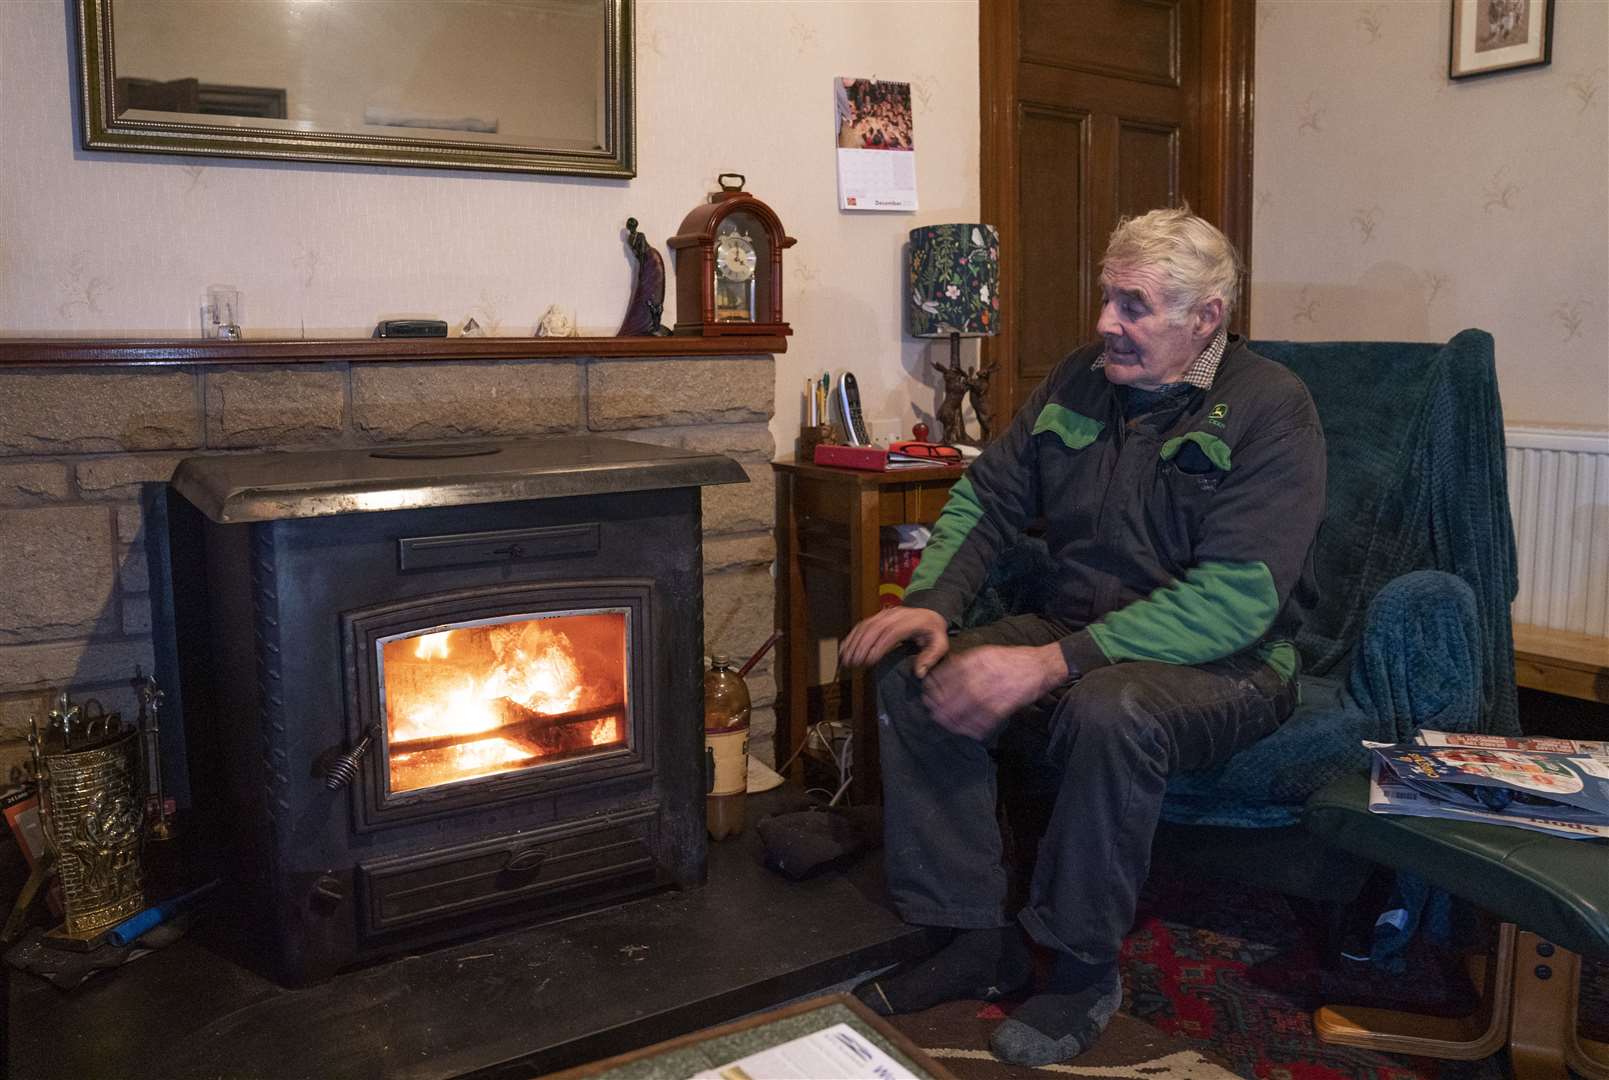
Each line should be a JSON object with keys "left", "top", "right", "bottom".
{"left": 887, "top": 870, "right": 1609, "bottom": 1080}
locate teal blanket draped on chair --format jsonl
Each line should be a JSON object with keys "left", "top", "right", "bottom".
{"left": 1162, "top": 329, "right": 1521, "bottom": 825}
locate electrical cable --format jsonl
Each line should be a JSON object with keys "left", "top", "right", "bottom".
{"left": 777, "top": 719, "right": 854, "bottom": 805}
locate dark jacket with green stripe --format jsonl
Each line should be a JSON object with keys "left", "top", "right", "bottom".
{"left": 904, "top": 336, "right": 1326, "bottom": 683}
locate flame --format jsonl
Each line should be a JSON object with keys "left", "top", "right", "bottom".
{"left": 384, "top": 614, "right": 625, "bottom": 793}
{"left": 394, "top": 676, "right": 501, "bottom": 741}
{"left": 415, "top": 631, "right": 452, "bottom": 659}
{"left": 448, "top": 735, "right": 533, "bottom": 772}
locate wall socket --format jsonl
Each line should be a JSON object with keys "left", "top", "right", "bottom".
{"left": 867, "top": 417, "right": 902, "bottom": 444}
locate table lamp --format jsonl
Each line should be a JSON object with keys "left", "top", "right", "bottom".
{"left": 907, "top": 224, "right": 1000, "bottom": 445}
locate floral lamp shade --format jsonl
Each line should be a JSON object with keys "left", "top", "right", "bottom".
{"left": 907, "top": 223, "right": 1000, "bottom": 338}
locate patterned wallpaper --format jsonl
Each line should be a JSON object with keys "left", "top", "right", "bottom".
{"left": 0, "top": 0, "right": 980, "bottom": 453}
{"left": 1252, "top": 0, "right": 1607, "bottom": 428}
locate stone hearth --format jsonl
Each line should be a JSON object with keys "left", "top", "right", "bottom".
{"left": 7, "top": 788, "right": 931, "bottom": 1080}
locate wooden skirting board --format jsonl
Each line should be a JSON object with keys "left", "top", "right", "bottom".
{"left": 1512, "top": 622, "right": 1609, "bottom": 704}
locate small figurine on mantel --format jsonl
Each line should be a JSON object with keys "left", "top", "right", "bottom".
{"left": 536, "top": 305, "right": 578, "bottom": 338}
{"left": 617, "top": 217, "right": 672, "bottom": 337}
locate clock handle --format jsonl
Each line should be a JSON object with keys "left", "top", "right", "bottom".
{"left": 718, "top": 173, "right": 745, "bottom": 193}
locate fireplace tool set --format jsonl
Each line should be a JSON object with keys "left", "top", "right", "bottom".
{"left": 12, "top": 672, "right": 176, "bottom": 950}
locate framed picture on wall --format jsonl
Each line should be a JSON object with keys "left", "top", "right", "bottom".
{"left": 1450, "top": 0, "right": 1555, "bottom": 79}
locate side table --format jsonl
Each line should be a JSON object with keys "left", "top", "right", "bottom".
{"left": 772, "top": 460, "right": 963, "bottom": 802}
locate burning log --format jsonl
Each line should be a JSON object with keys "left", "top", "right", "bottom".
{"left": 387, "top": 701, "right": 624, "bottom": 755}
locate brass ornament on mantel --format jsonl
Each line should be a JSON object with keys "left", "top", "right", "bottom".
{"left": 28, "top": 692, "right": 145, "bottom": 946}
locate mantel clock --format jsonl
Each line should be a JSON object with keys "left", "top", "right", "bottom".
{"left": 668, "top": 174, "right": 795, "bottom": 336}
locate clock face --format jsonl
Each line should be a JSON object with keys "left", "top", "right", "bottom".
{"left": 715, "top": 233, "right": 758, "bottom": 282}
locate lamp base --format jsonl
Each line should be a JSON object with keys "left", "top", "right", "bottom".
{"left": 934, "top": 332, "right": 980, "bottom": 447}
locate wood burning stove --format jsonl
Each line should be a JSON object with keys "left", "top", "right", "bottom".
{"left": 160, "top": 436, "right": 741, "bottom": 985}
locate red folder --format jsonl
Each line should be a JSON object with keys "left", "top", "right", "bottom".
{"left": 813, "top": 444, "right": 893, "bottom": 470}
{"left": 813, "top": 444, "right": 964, "bottom": 471}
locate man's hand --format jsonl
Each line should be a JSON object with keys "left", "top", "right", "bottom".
{"left": 921, "top": 644, "right": 1069, "bottom": 741}
{"left": 840, "top": 606, "right": 950, "bottom": 676}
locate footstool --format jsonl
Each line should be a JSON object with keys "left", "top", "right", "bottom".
{"left": 1303, "top": 773, "right": 1609, "bottom": 1080}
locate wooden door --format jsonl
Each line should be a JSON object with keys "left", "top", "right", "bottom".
{"left": 981, "top": 0, "right": 1255, "bottom": 415}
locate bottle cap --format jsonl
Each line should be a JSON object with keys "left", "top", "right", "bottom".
{"left": 710, "top": 654, "right": 731, "bottom": 669}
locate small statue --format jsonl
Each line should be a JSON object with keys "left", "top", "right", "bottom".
{"left": 966, "top": 361, "right": 998, "bottom": 443}
{"left": 536, "top": 305, "right": 577, "bottom": 338}
{"left": 932, "top": 356, "right": 978, "bottom": 447}
{"left": 617, "top": 217, "right": 672, "bottom": 337}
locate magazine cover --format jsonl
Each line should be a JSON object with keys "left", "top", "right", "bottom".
{"left": 1414, "top": 730, "right": 1609, "bottom": 758}
{"left": 1373, "top": 743, "right": 1609, "bottom": 816}
{"left": 1368, "top": 757, "right": 1609, "bottom": 841}
{"left": 1365, "top": 730, "right": 1609, "bottom": 841}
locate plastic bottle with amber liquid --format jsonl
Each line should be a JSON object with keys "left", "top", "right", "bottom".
{"left": 704, "top": 655, "right": 751, "bottom": 840}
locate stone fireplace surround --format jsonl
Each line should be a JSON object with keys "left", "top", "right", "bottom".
{"left": 0, "top": 337, "right": 782, "bottom": 792}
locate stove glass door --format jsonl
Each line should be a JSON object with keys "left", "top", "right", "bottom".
{"left": 377, "top": 609, "right": 628, "bottom": 795}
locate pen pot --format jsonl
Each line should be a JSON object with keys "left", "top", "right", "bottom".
{"left": 798, "top": 422, "right": 835, "bottom": 461}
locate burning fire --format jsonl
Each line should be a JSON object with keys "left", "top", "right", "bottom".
{"left": 383, "top": 614, "right": 626, "bottom": 793}
{"left": 415, "top": 631, "right": 452, "bottom": 659}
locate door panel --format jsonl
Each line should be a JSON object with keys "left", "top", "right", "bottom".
{"left": 1117, "top": 121, "right": 1180, "bottom": 219}
{"left": 1017, "top": 105, "right": 1089, "bottom": 384}
{"left": 1020, "top": 0, "right": 1180, "bottom": 86}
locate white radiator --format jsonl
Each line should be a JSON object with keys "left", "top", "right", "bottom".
{"left": 1505, "top": 426, "right": 1609, "bottom": 634}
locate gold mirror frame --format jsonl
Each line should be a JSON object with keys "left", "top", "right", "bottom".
{"left": 75, "top": 0, "right": 635, "bottom": 178}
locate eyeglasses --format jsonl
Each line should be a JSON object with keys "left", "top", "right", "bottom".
{"left": 890, "top": 442, "right": 964, "bottom": 463}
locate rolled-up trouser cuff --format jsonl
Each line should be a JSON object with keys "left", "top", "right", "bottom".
{"left": 894, "top": 901, "right": 1011, "bottom": 931}
{"left": 1017, "top": 906, "right": 1110, "bottom": 965}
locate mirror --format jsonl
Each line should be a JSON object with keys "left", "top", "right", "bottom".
{"left": 76, "top": 0, "right": 634, "bottom": 177}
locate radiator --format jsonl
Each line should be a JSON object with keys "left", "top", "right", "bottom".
{"left": 1505, "top": 426, "right": 1609, "bottom": 635}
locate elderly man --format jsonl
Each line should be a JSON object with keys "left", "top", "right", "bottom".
{"left": 841, "top": 208, "right": 1326, "bottom": 1066}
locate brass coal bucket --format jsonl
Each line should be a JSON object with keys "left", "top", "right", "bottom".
{"left": 34, "top": 725, "right": 146, "bottom": 942}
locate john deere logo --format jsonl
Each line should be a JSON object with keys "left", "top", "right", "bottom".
{"left": 1206, "top": 402, "right": 1229, "bottom": 428}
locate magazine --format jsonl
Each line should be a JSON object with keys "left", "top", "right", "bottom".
{"left": 1365, "top": 730, "right": 1609, "bottom": 841}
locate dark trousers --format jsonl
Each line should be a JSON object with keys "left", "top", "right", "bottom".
{"left": 875, "top": 614, "right": 1295, "bottom": 964}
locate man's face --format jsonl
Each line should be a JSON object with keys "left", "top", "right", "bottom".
{"left": 1095, "top": 264, "right": 1217, "bottom": 390}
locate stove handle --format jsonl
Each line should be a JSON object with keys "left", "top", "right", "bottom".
{"left": 325, "top": 726, "right": 377, "bottom": 790}
{"left": 499, "top": 847, "right": 549, "bottom": 887}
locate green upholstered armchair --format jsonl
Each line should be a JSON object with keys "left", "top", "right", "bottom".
{"left": 1146, "top": 329, "right": 1519, "bottom": 895}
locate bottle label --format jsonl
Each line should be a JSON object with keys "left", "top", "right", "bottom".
{"left": 706, "top": 728, "right": 749, "bottom": 796}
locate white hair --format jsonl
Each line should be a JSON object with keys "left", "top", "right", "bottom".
{"left": 1102, "top": 207, "right": 1243, "bottom": 324}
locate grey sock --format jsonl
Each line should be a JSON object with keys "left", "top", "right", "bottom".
{"left": 988, "top": 965, "right": 1122, "bottom": 1066}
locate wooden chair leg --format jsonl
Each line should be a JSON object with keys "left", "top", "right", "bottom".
{"left": 1509, "top": 931, "right": 1574, "bottom": 1080}
{"left": 1314, "top": 924, "right": 1608, "bottom": 1079}
{"left": 1314, "top": 922, "right": 1514, "bottom": 1059}
{"left": 1563, "top": 942, "right": 1609, "bottom": 1080}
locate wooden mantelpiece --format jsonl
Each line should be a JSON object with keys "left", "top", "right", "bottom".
{"left": 0, "top": 334, "right": 787, "bottom": 368}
